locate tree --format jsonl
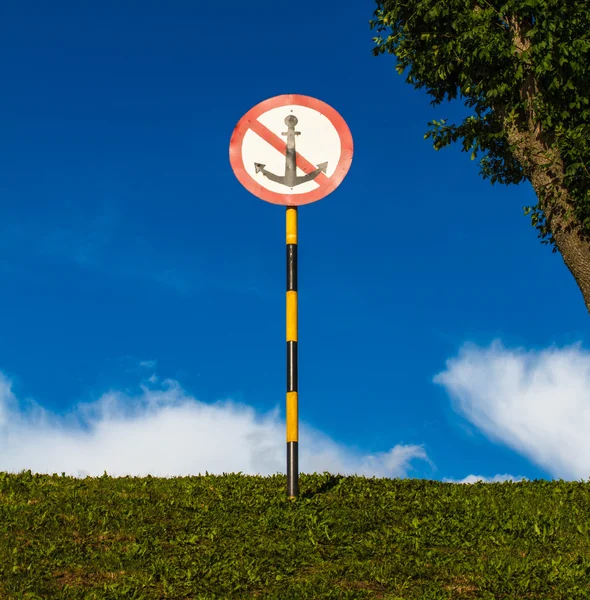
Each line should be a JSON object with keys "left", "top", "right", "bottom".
{"left": 371, "top": 0, "right": 590, "bottom": 311}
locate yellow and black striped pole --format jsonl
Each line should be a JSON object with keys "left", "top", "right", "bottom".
{"left": 229, "top": 95, "right": 353, "bottom": 499}
{"left": 286, "top": 206, "right": 299, "bottom": 499}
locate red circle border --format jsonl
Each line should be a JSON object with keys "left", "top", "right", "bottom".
{"left": 229, "top": 94, "right": 353, "bottom": 206}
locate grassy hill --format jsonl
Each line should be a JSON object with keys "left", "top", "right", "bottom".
{"left": 1, "top": 469, "right": 590, "bottom": 599}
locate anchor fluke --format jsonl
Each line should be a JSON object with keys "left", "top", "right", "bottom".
{"left": 254, "top": 162, "right": 287, "bottom": 185}
{"left": 292, "top": 161, "right": 329, "bottom": 185}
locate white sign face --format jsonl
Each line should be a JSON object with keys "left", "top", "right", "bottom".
{"left": 229, "top": 94, "right": 353, "bottom": 206}
{"left": 242, "top": 105, "right": 341, "bottom": 195}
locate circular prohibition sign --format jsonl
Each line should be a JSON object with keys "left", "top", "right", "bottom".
{"left": 229, "top": 94, "right": 354, "bottom": 206}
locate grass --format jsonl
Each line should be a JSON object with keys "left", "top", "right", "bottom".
{"left": 1, "top": 469, "right": 590, "bottom": 599}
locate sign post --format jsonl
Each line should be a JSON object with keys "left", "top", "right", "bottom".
{"left": 230, "top": 94, "right": 353, "bottom": 499}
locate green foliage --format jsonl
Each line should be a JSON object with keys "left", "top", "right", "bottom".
{"left": 1, "top": 469, "right": 590, "bottom": 598}
{"left": 370, "top": 0, "right": 590, "bottom": 248}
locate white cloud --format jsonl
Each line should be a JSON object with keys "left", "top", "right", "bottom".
{"left": 0, "top": 372, "right": 432, "bottom": 480}
{"left": 434, "top": 340, "right": 590, "bottom": 482}
{"left": 7, "top": 338, "right": 583, "bottom": 485}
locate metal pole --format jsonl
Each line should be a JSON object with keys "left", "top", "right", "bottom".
{"left": 286, "top": 206, "right": 299, "bottom": 499}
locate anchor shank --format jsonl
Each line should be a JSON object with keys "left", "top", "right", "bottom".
{"left": 283, "top": 116, "right": 300, "bottom": 188}
{"left": 285, "top": 143, "right": 297, "bottom": 188}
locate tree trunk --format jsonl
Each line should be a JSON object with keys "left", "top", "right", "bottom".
{"left": 530, "top": 178, "right": 590, "bottom": 314}
{"left": 550, "top": 213, "right": 590, "bottom": 314}
{"left": 503, "top": 16, "right": 590, "bottom": 313}
{"left": 505, "top": 124, "right": 590, "bottom": 313}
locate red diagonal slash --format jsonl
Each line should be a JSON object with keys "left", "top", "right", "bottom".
{"left": 249, "top": 119, "right": 330, "bottom": 186}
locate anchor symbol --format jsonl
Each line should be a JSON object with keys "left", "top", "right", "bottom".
{"left": 254, "top": 115, "right": 328, "bottom": 189}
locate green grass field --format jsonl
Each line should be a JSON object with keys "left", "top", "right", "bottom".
{"left": 1, "top": 469, "right": 590, "bottom": 599}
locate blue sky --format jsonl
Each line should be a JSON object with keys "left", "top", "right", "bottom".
{"left": 1, "top": 0, "right": 589, "bottom": 484}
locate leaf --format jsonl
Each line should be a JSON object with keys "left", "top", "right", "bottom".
{"left": 371, "top": 0, "right": 588, "bottom": 265}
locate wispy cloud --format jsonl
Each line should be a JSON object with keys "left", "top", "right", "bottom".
{"left": 37, "top": 199, "right": 118, "bottom": 267}
{"left": 434, "top": 340, "right": 590, "bottom": 482}
{"left": 139, "top": 360, "right": 157, "bottom": 369}
{"left": 0, "top": 371, "right": 432, "bottom": 480}
{"left": 443, "top": 474, "right": 528, "bottom": 484}
{"left": 4, "top": 225, "right": 262, "bottom": 299}
{"left": 0, "top": 201, "right": 196, "bottom": 294}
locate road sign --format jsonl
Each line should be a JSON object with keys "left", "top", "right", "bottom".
{"left": 229, "top": 94, "right": 353, "bottom": 206}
